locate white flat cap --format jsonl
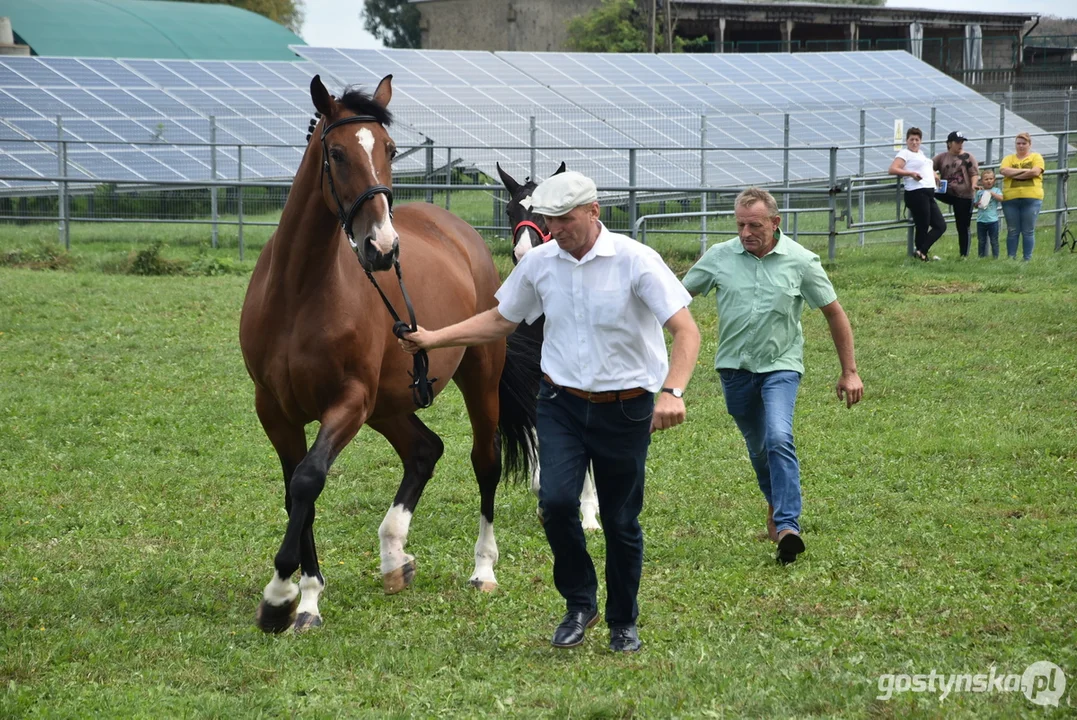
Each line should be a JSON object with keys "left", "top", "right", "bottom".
{"left": 531, "top": 171, "right": 598, "bottom": 217}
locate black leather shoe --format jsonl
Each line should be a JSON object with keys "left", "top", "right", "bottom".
{"left": 609, "top": 625, "right": 641, "bottom": 653}
{"left": 551, "top": 608, "right": 600, "bottom": 648}
{"left": 777, "top": 530, "right": 805, "bottom": 565}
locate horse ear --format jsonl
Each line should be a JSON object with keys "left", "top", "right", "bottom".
{"left": 310, "top": 75, "right": 333, "bottom": 118}
{"left": 373, "top": 74, "right": 393, "bottom": 109}
{"left": 496, "top": 162, "right": 521, "bottom": 196}
{"left": 553, "top": 161, "right": 567, "bottom": 175}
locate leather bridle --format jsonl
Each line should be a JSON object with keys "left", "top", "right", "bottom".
{"left": 320, "top": 114, "right": 394, "bottom": 245}
{"left": 513, "top": 219, "right": 551, "bottom": 245}
{"left": 318, "top": 113, "right": 437, "bottom": 409}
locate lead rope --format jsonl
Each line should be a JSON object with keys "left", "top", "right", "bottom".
{"left": 316, "top": 111, "right": 438, "bottom": 409}
{"left": 356, "top": 250, "right": 437, "bottom": 409}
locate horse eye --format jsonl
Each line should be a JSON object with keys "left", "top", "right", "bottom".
{"left": 389, "top": 147, "right": 398, "bottom": 161}
{"left": 329, "top": 148, "right": 345, "bottom": 162}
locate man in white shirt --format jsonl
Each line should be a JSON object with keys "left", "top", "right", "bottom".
{"left": 399, "top": 171, "right": 700, "bottom": 652}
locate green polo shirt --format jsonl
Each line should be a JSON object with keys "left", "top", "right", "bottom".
{"left": 682, "top": 231, "right": 837, "bottom": 374}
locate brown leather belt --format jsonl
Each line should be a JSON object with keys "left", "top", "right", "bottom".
{"left": 543, "top": 374, "right": 650, "bottom": 403}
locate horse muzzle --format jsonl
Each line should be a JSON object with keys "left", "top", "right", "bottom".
{"left": 362, "top": 236, "right": 399, "bottom": 272}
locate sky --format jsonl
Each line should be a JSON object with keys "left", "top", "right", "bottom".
{"left": 297, "top": 0, "right": 1076, "bottom": 51}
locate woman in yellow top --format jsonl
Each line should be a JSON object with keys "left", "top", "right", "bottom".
{"left": 998, "top": 132, "right": 1045, "bottom": 260}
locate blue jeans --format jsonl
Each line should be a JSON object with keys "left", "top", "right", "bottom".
{"left": 977, "top": 221, "right": 1000, "bottom": 258}
{"left": 719, "top": 369, "right": 802, "bottom": 534}
{"left": 1002, "top": 198, "right": 1042, "bottom": 260}
{"left": 536, "top": 379, "right": 652, "bottom": 627}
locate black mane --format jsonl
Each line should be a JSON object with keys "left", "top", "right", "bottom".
{"left": 338, "top": 86, "right": 393, "bottom": 126}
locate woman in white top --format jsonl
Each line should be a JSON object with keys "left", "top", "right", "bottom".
{"left": 888, "top": 127, "right": 947, "bottom": 261}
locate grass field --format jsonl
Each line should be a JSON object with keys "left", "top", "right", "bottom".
{"left": 2, "top": 231, "right": 1076, "bottom": 717}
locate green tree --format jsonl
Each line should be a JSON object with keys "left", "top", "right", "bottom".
{"left": 362, "top": 0, "right": 421, "bottom": 49}
{"left": 565, "top": 0, "right": 704, "bottom": 53}
{"left": 163, "top": 0, "right": 303, "bottom": 33}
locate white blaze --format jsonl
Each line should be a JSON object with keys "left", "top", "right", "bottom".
{"left": 355, "top": 127, "right": 397, "bottom": 255}
{"left": 514, "top": 227, "right": 535, "bottom": 263}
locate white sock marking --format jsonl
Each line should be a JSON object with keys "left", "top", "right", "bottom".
{"left": 470, "top": 515, "right": 499, "bottom": 586}
{"left": 296, "top": 573, "right": 325, "bottom": 618}
{"left": 263, "top": 574, "right": 298, "bottom": 606}
{"left": 378, "top": 504, "right": 414, "bottom": 574}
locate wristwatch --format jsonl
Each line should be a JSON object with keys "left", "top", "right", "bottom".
{"left": 661, "top": 387, "right": 684, "bottom": 398}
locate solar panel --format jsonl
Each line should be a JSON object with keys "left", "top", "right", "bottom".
{"left": 0, "top": 48, "right": 1059, "bottom": 195}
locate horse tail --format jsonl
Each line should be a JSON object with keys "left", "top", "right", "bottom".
{"left": 497, "top": 318, "right": 543, "bottom": 482}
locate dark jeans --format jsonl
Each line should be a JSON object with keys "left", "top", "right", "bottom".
{"left": 536, "top": 379, "right": 652, "bottom": 628}
{"left": 977, "top": 220, "right": 1000, "bottom": 258}
{"left": 904, "top": 188, "right": 947, "bottom": 255}
{"left": 935, "top": 193, "right": 974, "bottom": 257}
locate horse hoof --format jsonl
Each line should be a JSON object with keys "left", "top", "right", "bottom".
{"left": 256, "top": 596, "right": 299, "bottom": 634}
{"left": 293, "top": 612, "right": 323, "bottom": 633}
{"left": 383, "top": 559, "right": 416, "bottom": 594}
{"left": 469, "top": 578, "right": 498, "bottom": 592}
{"left": 581, "top": 520, "right": 602, "bottom": 532}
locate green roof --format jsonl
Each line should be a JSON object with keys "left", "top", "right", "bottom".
{"left": 1, "top": 0, "right": 305, "bottom": 60}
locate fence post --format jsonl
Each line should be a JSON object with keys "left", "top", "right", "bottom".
{"left": 445, "top": 146, "right": 452, "bottom": 211}
{"left": 56, "top": 115, "right": 69, "bottom": 250}
{"left": 210, "top": 116, "right": 219, "bottom": 249}
{"left": 700, "top": 113, "right": 708, "bottom": 256}
{"left": 628, "top": 147, "right": 638, "bottom": 239}
{"left": 1056, "top": 88, "right": 1071, "bottom": 252}
{"left": 424, "top": 139, "right": 434, "bottom": 204}
{"left": 529, "top": 115, "right": 537, "bottom": 181}
{"left": 999, "top": 100, "right": 1006, "bottom": 159}
{"left": 237, "top": 145, "right": 244, "bottom": 262}
{"left": 858, "top": 108, "right": 866, "bottom": 247}
{"left": 985, "top": 137, "right": 993, "bottom": 167}
{"left": 782, "top": 113, "right": 791, "bottom": 215}
{"left": 929, "top": 106, "right": 937, "bottom": 157}
{"left": 828, "top": 146, "right": 837, "bottom": 260}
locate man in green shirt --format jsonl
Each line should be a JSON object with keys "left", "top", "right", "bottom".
{"left": 682, "top": 188, "right": 863, "bottom": 564}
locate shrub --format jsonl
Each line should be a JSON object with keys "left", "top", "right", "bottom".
{"left": 0, "top": 242, "right": 75, "bottom": 270}
{"left": 127, "top": 241, "right": 184, "bottom": 276}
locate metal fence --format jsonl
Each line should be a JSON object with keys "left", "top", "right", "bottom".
{"left": 2, "top": 102, "right": 1073, "bottom": 261}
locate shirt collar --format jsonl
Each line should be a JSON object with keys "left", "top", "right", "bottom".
{"left": 733, "top": 228, "right": 789, "bottom": 257}
{"left": 556, "top": 221, "right": 616, "bottom": 264}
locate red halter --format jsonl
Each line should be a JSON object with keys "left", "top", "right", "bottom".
{"left": 513, "top": 219, "right": 551, "bottom": 244}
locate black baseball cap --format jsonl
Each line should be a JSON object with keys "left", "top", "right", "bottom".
{"left": 947, "top": 131, "right": 967, "bottom": 143}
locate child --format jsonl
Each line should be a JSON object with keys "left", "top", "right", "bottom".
{"left": 974, "top": 169, "right": 1003, "bottom": 258}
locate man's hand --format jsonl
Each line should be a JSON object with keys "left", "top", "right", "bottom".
{"left": 398, "top": 325, "right": 431, "bottom": 355}
{"left": 835, "top": 371, "right": 863, "bottom": 409}
{"left": 650, "top": 392, "right": 686, "bottom": 433}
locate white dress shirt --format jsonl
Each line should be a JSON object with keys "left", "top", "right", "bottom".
{"left": 496, "top": 223, "right": 691, "bottom": 393}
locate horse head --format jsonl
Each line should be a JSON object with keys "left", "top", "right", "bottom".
{"left": 496, "top": 161, "right": 566, "bottom": 265}
{"left": 310, "top": 74, "right": 399, "bottom": 272}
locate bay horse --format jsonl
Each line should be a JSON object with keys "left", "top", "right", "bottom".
{"left": 495, "top": 162, "right": 600, "bottom": 532}
{"left": 240, "top": 74, "right": 536, "bottom": 633}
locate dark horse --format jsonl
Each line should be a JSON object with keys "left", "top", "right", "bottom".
{"left": 240, "top": 74, "right": 535, "bottom": 632}
{"left": 495, "top": 162, "right": 601, "bottom": 532}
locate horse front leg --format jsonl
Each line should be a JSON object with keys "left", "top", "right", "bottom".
{"left": 372, "top": 415, "right": 445, "bottom": 594}
{"left": 256, "top": 396, "right": 366, "bottom": 633}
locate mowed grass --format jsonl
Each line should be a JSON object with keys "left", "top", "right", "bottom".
{"left": 1, "top": 235, "right": 1076, "bottom": 718}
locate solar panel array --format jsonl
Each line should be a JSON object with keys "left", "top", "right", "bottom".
{"left": 0, "top": 48, "right": 1048, "bottom": 193}
{"left": 298, "top": 47, "right": 1046, "bottom": 188}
